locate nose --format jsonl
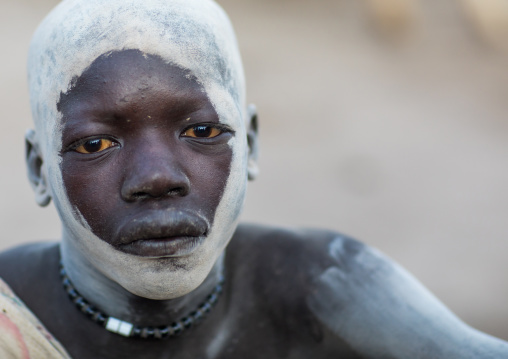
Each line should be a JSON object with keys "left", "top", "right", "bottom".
{"left": 120, "top": 143, "right": 190, "bottom": 201}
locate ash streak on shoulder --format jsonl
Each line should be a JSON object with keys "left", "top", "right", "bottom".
{"left": 306, "top": 237, "right": 508, "bottom": 358}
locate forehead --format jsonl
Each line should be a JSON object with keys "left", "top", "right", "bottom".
{"left": 28, "top": 0, "right": 245, "bottom": 149}
{"left": 57, "top": 50, "right": 207, "bottom": 115}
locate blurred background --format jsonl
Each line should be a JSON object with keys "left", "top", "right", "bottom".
{"left": 1, "top": 0, "right": 508, "bottom": 340}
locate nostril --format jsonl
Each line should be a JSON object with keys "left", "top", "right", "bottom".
{"left": 128, "top": 186, "right": 188, "bottom": 200}
{"left": 131, "top": 191, "right": 150, "bottom": 200}
{"left": 120, "top": 165, "right": 191, "bottom": 201}
{"left": 167, "top": 187, "right": 187, "bottom": 197}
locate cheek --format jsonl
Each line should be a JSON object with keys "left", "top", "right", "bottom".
{"left": 185, "top": 146, "right": 233, "bottom": 218}
{"left": 61, "top": 154, "right": 122, "bottom": 239}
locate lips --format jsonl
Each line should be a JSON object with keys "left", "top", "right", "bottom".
{"left": 114, "top": 209, "right": 209, "bottom": 257}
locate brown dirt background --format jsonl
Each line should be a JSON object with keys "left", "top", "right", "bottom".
{"left": 1, "top": 0, "right": 508, "bottom": 340}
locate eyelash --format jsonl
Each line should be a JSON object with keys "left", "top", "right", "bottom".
{"left": 67, "top": 136, "right": 119, "bottom": 152}
{"left": 66, "top": 124, "right": 233, "bottom": 154}
{"left": 180, "top": 123, "right": 233, "bottom": 139}
{"left": 66, "top": 135, "right": 120, "bottom": 154}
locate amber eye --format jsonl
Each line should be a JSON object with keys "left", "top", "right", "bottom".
{"left": 182, "top": 125, "right": 222, "bottom": 138}
{"left": 75, "top": 139, "right": 116, "bottom": 154}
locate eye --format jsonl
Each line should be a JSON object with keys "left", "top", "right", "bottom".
{"left": 75, "top": 138, "right": 117, "bottom": 154}
{"left": 182, "top": 125, "right": 222, "bottom": 138}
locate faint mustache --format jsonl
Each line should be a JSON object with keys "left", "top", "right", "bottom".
{"left": 114, "top": 209, "right": 210, "bottom": 245}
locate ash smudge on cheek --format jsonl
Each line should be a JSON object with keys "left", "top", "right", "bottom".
{"left": 203, "top": 138, "right": 235, "bottom": 229}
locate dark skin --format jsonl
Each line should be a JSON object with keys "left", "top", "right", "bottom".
{"left": 2, "top": 49, "right": 505, "bottom": 358}
{"left": 0, "top": 49, "right": 359, "bottom": 358}
{"left": 58, "top": 50, "right": 232, "bottom": 258}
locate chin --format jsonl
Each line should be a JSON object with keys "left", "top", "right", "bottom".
{"left": 118, "top": 269, "right": 209, "bottom": 300}
{"left": 101, "top": 241, "right": 222, "bottom": 300}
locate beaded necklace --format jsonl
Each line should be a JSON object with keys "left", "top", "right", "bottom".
{"left": 59, "top": 264, "right": 224, "bottom": 339}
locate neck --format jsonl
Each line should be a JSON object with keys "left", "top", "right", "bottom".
{"left": 60, "top": 230, "right": 225, "bottom": 327}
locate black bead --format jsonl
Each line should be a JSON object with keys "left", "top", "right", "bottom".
{"left": 167, "top": 325, "right": 175, "bottom": 337}
{"left": 80, "top": 303, "right": 91, "bottom": 313}
{"left": 96, "top": 313, "right": 106, "bottom": 326}
{"left": 193, "top": 309, "right": 204, "bottom": 322}
{"left": 140, "top": 327, "right": 155, "bottom": 339}
{"left": 201, "top": 302, "right": 212, "bottom": 313}
{"left": 67, "top": 288, "right": 78, "bottom": 299}
{"left": 182, "top": 316, "right": 193, "bottom": 329}
{"left": 62, "top": 278, "right": 71, "bottom": 288}
{"left": 159, "top": 326, "right": 170, "bottom": 338}
{"left": 85, "top": 306, "right": 96, "bottom": 317}
{"left": 74, "top": 297, "right": 86, "bottom": 308}
{"left": 208, "top": 293, "right": 218, "bottom": 305}
{"left": 172, "top": 322, "right": 183, "bottom": 336}
{"left": 132, "top": 327, "right": 142, "bottom": 337}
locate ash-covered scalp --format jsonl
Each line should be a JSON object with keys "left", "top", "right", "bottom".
{"left": 27, "top": 0, "right": 249, "bottom": 300}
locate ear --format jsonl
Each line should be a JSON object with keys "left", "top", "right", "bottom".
{"left": 246, "top": 104, "right": 259, "bottom": 181}
{"left": 25, "top": 129, "right": 52, "bottom": 207}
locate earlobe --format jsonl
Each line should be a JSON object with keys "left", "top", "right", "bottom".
{"left": 25, "top": 129, "right": 52, "bottom": 207}
{"left": 246, "top": 104, "right": 259, "bottom": 181}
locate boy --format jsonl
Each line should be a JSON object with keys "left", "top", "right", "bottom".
{"left": 0, "top": 0, "right": 507, "bottom": 357}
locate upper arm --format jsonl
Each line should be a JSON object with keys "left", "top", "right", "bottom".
{"left": 306, "top": 236, "right": 508, "bottom": 358}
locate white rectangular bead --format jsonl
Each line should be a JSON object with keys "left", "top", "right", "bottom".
{"left": 105, "top": 317, "right": 133, "bottom": 337}
{"left": 105, "top": 317, "right": 121, "bottom": 332}
{"left": 118, "top": 322, "right": 134, "bottom": 337}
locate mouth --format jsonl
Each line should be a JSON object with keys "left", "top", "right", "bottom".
{"left": 114, "top": 209, "right": 209, "bottom": 258}
{"left": 118, "top": 236, "right": 205, "bottom": 257}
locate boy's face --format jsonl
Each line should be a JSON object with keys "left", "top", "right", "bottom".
{"left": 52, "top": 49, "right": 249, "bottom": 299}
{"left": 27, "top": 0, "right": 251, "bottom": 299}
{"left": 58, "top": 50, "right": 233, "bottom": 258}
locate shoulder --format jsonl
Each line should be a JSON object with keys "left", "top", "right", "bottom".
{"left": 228, "top": 224, "right": 508, "bottom": 358}
{"left": 228, "top": 223, "right": 396, "bottom": 308}
{"left": 229, "top": 223, "right": 374, "bottom": 280}
{"left": 226, "top": 224, "right": 388, "bottom": 355}
{"left": 0, "top": 242, "right": 60, "bottom": 296}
